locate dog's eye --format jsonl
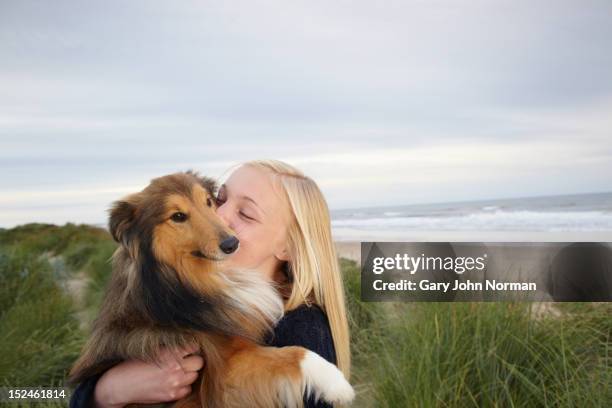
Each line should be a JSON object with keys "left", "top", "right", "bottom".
{"left": 215, "top": 196, "right": 226, "bottom": 206}
{"left": 206, "top": 198, "right": 212, "bottom": 207}
{"left": 171, "top": 212, "right": 188, "bottom": 223}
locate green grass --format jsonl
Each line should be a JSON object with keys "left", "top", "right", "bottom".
{"left": 342, "top": 259, "right": 612, "bottom": 407}
{"left": 0, "top": 248, "right": 84, "bottom": 387}
{"left": 0, "top": 224, "right": 610, "bottom": 407}
{"left": 0, "top": 223, "right": 110, "bottom": 257}
{"left": 0, "top": 223, "right": 117, "bottom": 322}
{"left": 0, "top": 223, "right": 116, "bottom": 394}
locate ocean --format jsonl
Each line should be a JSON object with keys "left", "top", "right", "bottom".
{"left": 330, "top": 191, "right": 612, "bottom": 241}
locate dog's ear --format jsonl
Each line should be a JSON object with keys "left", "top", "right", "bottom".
{"left": 185, "top": 170, "right": 217, "bottom": 196}
{"left": 199, "top": 175, "right": 218, "bottom": 197}
{"left": 109, "top": 195, "right": 139, "bottom": 244}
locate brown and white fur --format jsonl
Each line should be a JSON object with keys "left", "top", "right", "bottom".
{"left": 68, "top": 171, "right": 354, "bottom": 407}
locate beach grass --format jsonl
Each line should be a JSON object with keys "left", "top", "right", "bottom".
{"left": 0, "top": 248, "right": 84, "bottom": 388}
{"left": 0, "top": 223, "right": 117, "bottom": 325}
{"left": 342, "top": 258, "right": 612, "bottom": 407}
{"left": 0, "top": 224, "right": 610, "bottom": 407}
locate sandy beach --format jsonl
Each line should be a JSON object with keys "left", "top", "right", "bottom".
{"left": 334, "top": 230, "right": 612, "bottom": 264}
{"left": 335, "top": 241, "right": 361, "bottom": 263}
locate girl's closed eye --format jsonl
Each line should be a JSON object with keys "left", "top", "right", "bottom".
{"left": 239, "top": 210, "right": 255, "bottom": 221}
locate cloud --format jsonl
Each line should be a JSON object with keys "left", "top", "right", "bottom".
{"left": 1, "top": 0, "right": 612, "bottom": 225}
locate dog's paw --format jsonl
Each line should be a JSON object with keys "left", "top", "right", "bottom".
{"left": 300, "top": 351, "right": 355, "bottom": 404}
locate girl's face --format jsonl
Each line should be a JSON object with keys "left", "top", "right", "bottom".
{"left": 215, "top": 165, "right": 291, "bottom": 278}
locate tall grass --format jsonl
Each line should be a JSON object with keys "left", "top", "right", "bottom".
{"left": 0, "top": 223, "right": 117, "bottom": 322}
{"left": 0, "top": 248, "right": 84, "bottom": 387}
{"left": 1, "top": 225, "right": 610, "bottom": 407}
{"left": 342, "top": 259, "right": 612, "bottom": 407}
{"left": 0, "top": 223, "right": 116, "bottom": 394}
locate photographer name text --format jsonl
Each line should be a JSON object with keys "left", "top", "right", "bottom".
{"left": 373, "top": 279, "right": 537, "bottom": 292}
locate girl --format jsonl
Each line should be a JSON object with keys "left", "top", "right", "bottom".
{"left": 70, "top": 159, "right": 351, "bottom": 408}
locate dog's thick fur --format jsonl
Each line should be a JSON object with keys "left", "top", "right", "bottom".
{"left": 68, "top": 171, "right": 354, "bottom": 407}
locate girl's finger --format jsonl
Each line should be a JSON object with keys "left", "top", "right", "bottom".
{"left": 181, "top": 354, "right": 205, "bottom": 372}
{"left": 177, "top": 370, "right": 200, "bottom": 387}
{"left": 178, "top": 342, "right": 200, "bottom": 357}
{"left": 173, "top": 386, "right": 192, "bottom": 401}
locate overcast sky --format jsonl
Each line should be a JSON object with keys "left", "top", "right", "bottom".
{"left": 1, "top": 0, "right": 612, "bottom": 227}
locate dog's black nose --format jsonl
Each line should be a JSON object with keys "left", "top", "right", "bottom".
{"left": 219, "top": 236, "right": 239, "bottom": 254}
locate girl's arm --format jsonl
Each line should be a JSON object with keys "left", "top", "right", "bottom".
{"left": 71, "top": 306, "right": 339, "bottom": 408}
{"left": 69, "top": 344, "right": 203, "bottom": 408}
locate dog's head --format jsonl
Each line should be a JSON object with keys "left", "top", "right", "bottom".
{"left": 107, "top": 171, "right": 251, "bottom": 331}
{"left": 109, "top": 170, "right": 238, "bottom": 267}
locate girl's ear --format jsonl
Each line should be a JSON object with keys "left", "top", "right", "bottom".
{"left": 275, "top": 247, "right": 291, "bottom": 262}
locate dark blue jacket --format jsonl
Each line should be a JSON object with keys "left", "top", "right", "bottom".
{"left": 69, "top": 304, "right": 336, "bottom": 408}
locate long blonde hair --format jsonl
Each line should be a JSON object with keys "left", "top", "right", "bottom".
{"left": 241, "top": 159, "right": 351, "bottom": 379}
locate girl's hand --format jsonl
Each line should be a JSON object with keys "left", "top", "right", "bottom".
{"left": 93, "top": 343, "right": 204, "bottom": 408}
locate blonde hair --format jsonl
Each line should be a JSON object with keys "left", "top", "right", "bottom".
{"left": 241, "top": 159, "right": 351, "bottom": 379}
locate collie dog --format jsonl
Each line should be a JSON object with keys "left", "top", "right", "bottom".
{"left": 68, "top": 171, "right": 354, "bottom": 407}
